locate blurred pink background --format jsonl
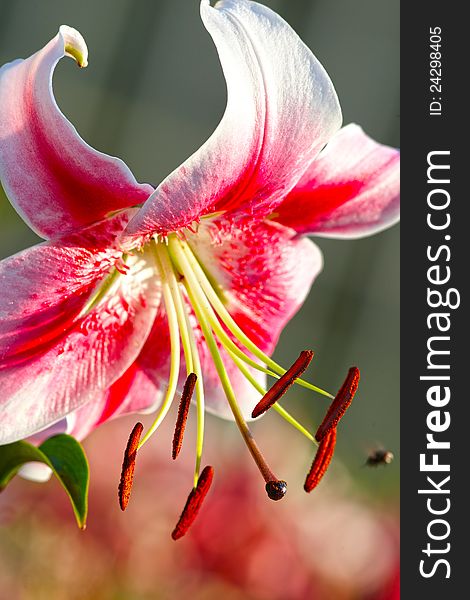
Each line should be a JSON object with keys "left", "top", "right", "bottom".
{"left": 1, "top": 414, "right": 399, "bottom": 599}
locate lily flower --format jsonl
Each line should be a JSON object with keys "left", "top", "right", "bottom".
{"left": 0, "top": 0, "right": 399, "bottom": 527}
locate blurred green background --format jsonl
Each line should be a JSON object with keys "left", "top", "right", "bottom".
{"left": 0, "top": 1, "right": 399, "bottom": 598}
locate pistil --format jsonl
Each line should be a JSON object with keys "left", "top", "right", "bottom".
{"left": 186, "top": 294, "right": 287, "bottom": 497}
{"left": 170, "top": 238, "right": 287, "bottom": 499}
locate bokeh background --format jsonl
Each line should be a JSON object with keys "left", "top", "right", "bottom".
{"left": 0, "top": 1, "right": 399, "bottom": 598}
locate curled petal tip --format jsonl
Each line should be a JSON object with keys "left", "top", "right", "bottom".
{"left": 60, "top": 25, "right": 88, "bottom": 68}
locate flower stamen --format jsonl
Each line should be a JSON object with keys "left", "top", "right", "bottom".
{"left": 118, "top": 422, "right": 144, "bottom": 510}
{"left": 315, "top": 367, "right": 360, "bottom": 442}
{"left": 179, "top": 239, "right": 333, "bottom": 399}
{"left": 251, "top": 350, "right": 314, "bottom": 418}
{"left": 168, "top": 241, "right": 298, "bottom": 399}
{"left": 182, "top": 308, "right": 206, "bottom": 486}
{"left": 79, "top": 257, "right": 126, "bottom": 319}
{"left": 137, "top": 245, "right": 181, "bottom": 449}
{"left": 228, "top": 349, "right": 317, "bottom": 444}
{"left": 169, "top": 237, "right": 326, "bottom": 406}
{"left": 154, "top": 241, "right": 206, "bottom": 485}
{"left": 123, "top": 234, "right": 357, "bottom": 530}
{"left": 171, "top": 465, "right": 214, "bottom": 540}
{"left": 304, "top": 428, "right": 337, "bottom": 492}
{"left": 172, "top": 373, "right": 197, "bottom": 460}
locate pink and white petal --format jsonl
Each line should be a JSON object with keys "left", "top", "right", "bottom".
{"left": 274, "top": 124, "right": 400, "bottom": 238}
{"left": 0, "top": 26, "right": 153, "bottom": 240}
{"left": 189, "top": 218, "right": 323, "bottom": 355}
{"left": 18, "top": 361, "right": 165, "bottom": 479}
{"left": 0, "top": 250, "right": 161, "bottom": 444}
{"left": 67, "top": 309, "right": 171, "bottom": 440}
{"left": 0, "top": 210, "right": 137, "bottom": 368}
{"left": 67, "top": 370, "right": 164, "bottom": 442}
{"left": 123, "top": 0, "right": 341, "bottom": 244}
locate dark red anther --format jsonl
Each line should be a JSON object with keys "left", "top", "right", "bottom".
{"left": 251, "top": 350, "right": 314, "bottom": 419}
{"left": 304, "top": 428, "right": 337, "bottom": 492}
{"left": 171, "top": 465, "right": 214, "bottom": 541}
{"left": 172, "top": 373, "right": 197, "bottom": 460}
{"left": 315, "top": 367, "right": 360, "bottom": 442}
{"left": 118, "top": 422, "right": 144, "bottom": 511}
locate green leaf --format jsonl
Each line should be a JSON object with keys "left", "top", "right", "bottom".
{"left": 0, "top": 434, "right": 89, "bottom": 529}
